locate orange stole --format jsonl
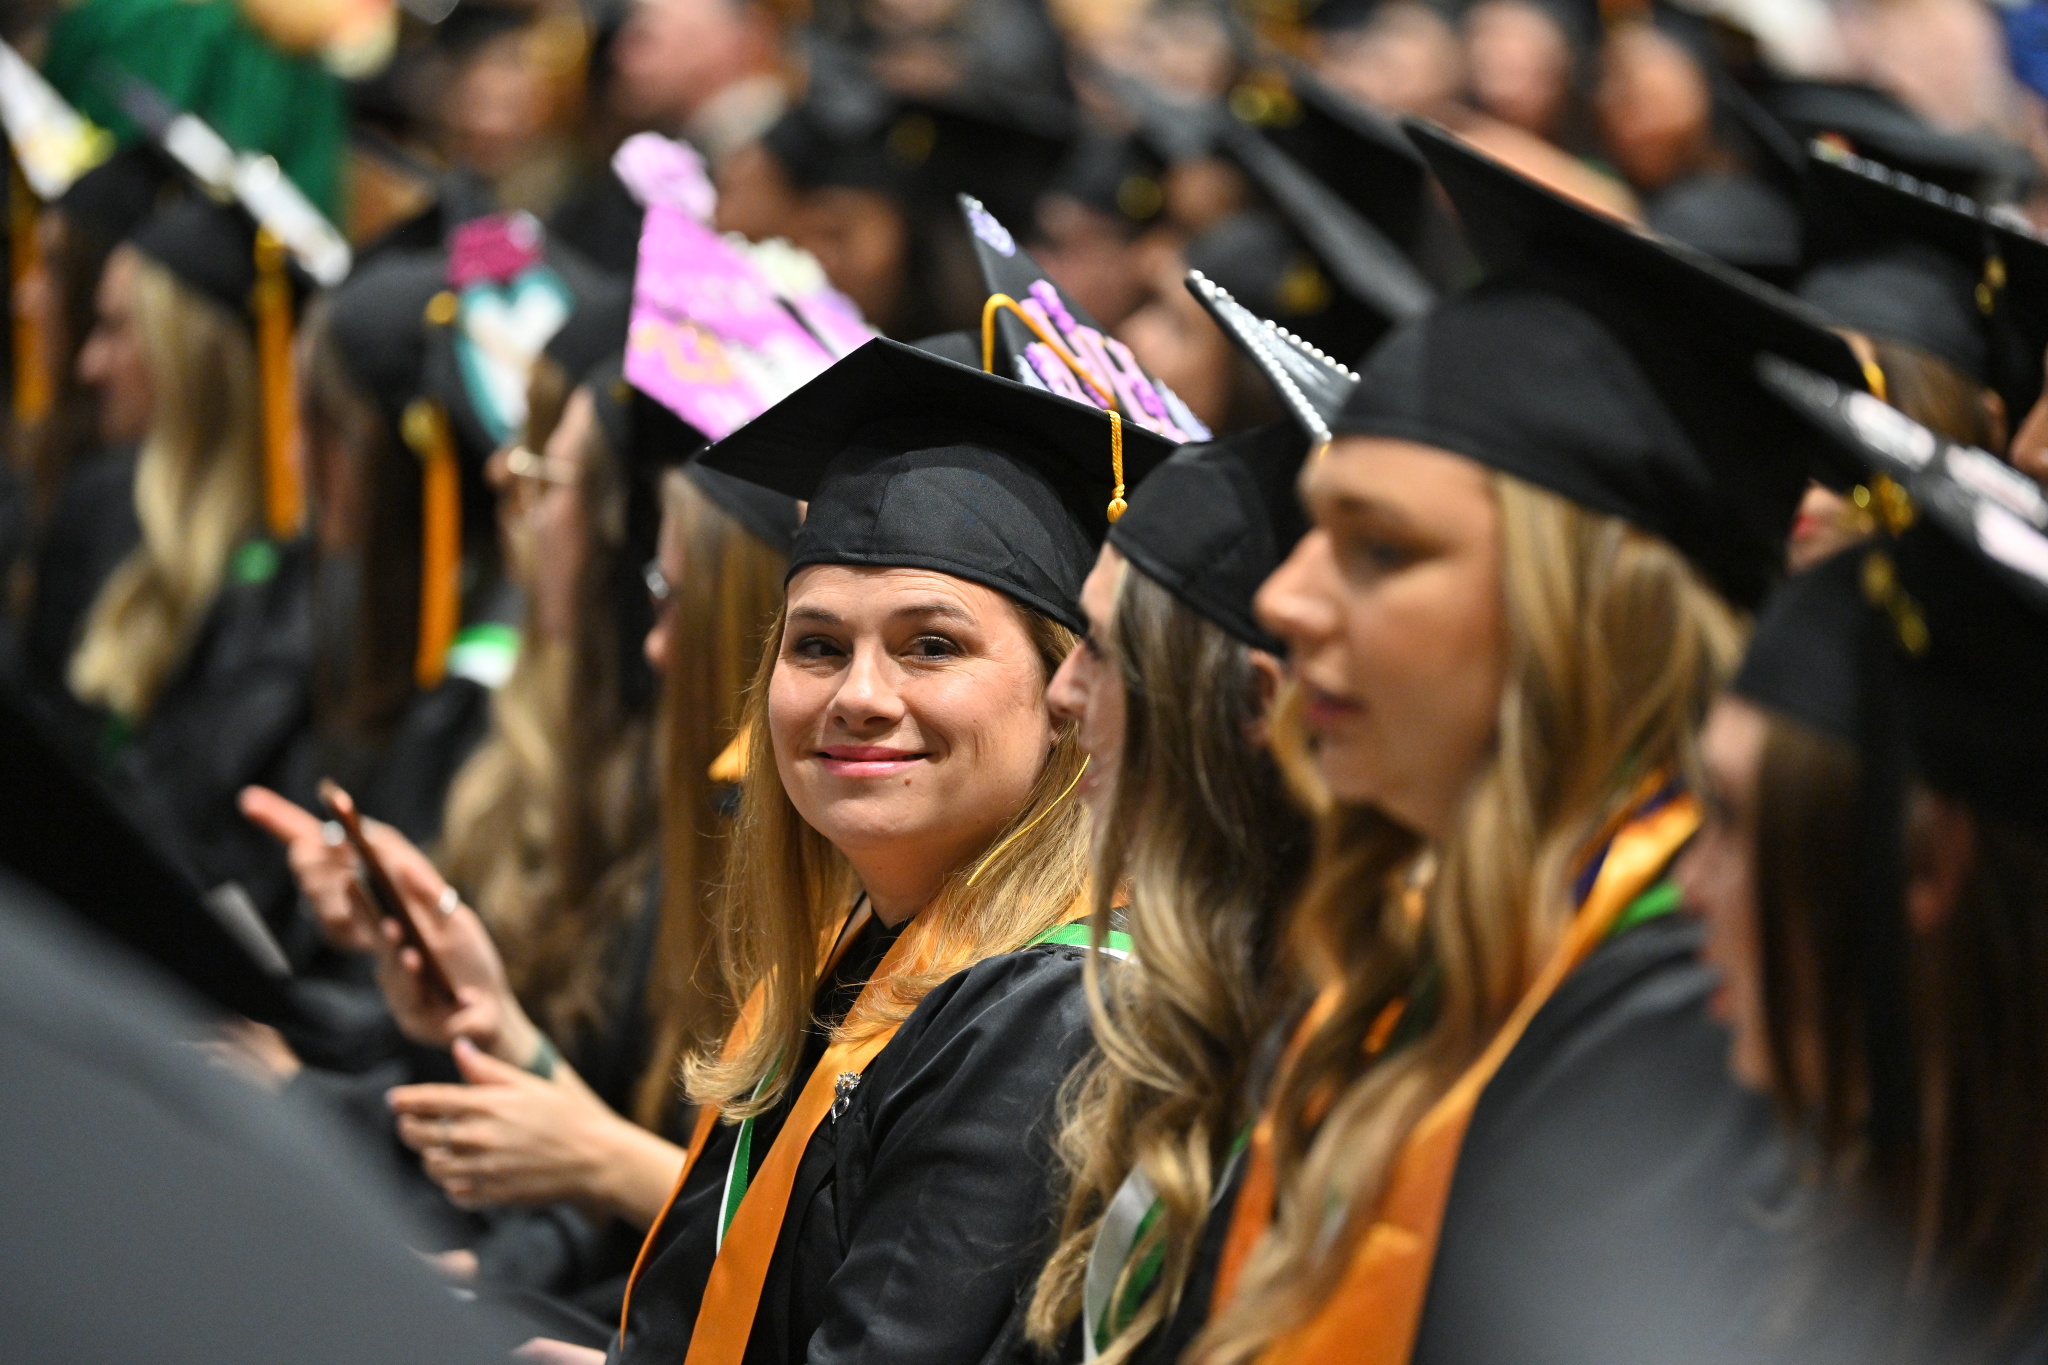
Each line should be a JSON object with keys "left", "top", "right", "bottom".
{"left": 1251, "top": 794, "right": 1699, "bottom": 1365}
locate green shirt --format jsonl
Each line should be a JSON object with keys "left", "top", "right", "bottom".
{"left": 43, "top": 0, "right": 347, "bottom": 217}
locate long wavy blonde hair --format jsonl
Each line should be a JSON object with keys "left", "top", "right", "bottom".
{"left": 69, "top": 251, "right": 263, "bottom": 720}
{"left": 1028, "top": 559, "right": 1315, "bottom": 1360}
{"left": 1192, "top": 472, "right": 1747, "bottom": 1365}
{"left": 685, "top": 594, "right": 1090, "bottom": 1118}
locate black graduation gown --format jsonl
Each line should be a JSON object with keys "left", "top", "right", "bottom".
{"left": 1059, "top": 912, "right": 1780, "bottom": 1365}
{"left": 615, "top": 924, "right": 1097, "bottom": 1365}
{"left": 1409, "top": 910, "right": 1785, "bottom": 1365}
{"left": 17, "top": 442, "right": 141, "bottom": 703}
{"left": 107, "top": 535, "right": 322, "bottom": 959}
{"left": 0, "top": 867, "right": 540, "bottom": 1362}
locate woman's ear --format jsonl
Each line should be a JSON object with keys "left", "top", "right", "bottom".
{"left": 1242, "top": 648, "right": 1287, "bottom": 747}
{"left": 1904, "top": 791, "right": 1978, "bottom": 936}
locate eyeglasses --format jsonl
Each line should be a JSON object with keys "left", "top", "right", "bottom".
{"left": 505, "top": 445, "right": 577, "bottom": 486}
{"left": 644, "top": 557, "right": 676, "bottom": 608}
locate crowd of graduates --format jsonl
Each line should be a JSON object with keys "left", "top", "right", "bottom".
{"left": 12, "top": 0, "right": 2048, "bottom": 1361}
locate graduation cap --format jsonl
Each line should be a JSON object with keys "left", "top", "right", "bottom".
{"left": 1756, "top": 354, "right": 2048, "bottom": 1168}
{"left": 1224, "top": 58, "right": 1454, "bottom": 275}
{"left": 1104, "top": 272, "right": 1357, "bottom": 653}
{"left": 1335, "top": 120, "right": 1866, "bottom": 608}
{"left": 960, "top": 192, "right": 1212, "bottom": 444}
{"left": 764, "top": 73, "right": 1072, "bottom": 234}
{"left": 0, "top": 682, "right": 292, "bottom": 1023}
{"left": 1195, "top": 68, "right": 1442, "bottom": 364}
{"left": 0, "top": 36, "right": 113, "bottom": 201}
{"left": 1728, "top": 546, "right": 1865, "bottom": 743}
{"left": 1796, "top": 142, "right": 2048, "bottom": 423}
{"left": 1044, "top": 131, "right": 1167, "bottom": 238}
{"left": 1760, "top": 79, "right": 2037, "bottom": 201}
{"left": 55, "top": 142, "right": 171, "bottom": 246}
{"left": 697, "top": 337, "right": 1178, "bottom": 630}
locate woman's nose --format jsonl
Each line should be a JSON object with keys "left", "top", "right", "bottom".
{"left": 1254, "top": 531, "right": 1335, "bottom": 651}
{"left": 827, "top": 642, "right": 905, "bottom": 730}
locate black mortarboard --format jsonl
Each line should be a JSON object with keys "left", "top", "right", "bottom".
{"left": 697, "top": 337, "right": 1178, "bottom": 630}
{"left": 960, "top": 193, "right": 1213, "bottom": 443}
{"left": 1729, "top": 547, "right": 1866, "bottom": 742}
{"left": 1761, "top": 80, "right": 2037, "bottom": 201}
{"left": 1107, "top": 273, "right": 1357, "bottom": 652}
{"left": 1187, "top": 268, "right": 1360, "bottom": 444}
{"left": 55, "top": 142, "right": 171, "bottom": 245}
{"left": 1334, "top": 121, "right": 1866, "bottom": 608}
{"left": 1226, "top": 59, "right": 1458, "bottom": 278}
{"left": 1646, "top": 171, "right": 1802, "bottom": 284}
{"left": 1757, "top": 355, "right": 2048, "bottom": 1167}
{"left": 1796, "top": 143, "right": 2048, "bottom": 419}
{"left": 1207, "top": 123, "right": 1438, "bottom": 361}
{"left": 1045, "top": 131, "right": 1166, "bottom": 238}
{"left": 1759, "top": 356, "right": 2048, "bottom": 830}
{"left": 328, "top": 248, "right": 446, "bottom": 429}
{"left": 0, "top": 683, "right": 291, "bottom": 1022}
{"left": 542, "top": 267, "right": 634, "bottom": 388}
{"left": 127, "top": 196, "right": 266, "bottom": 319}
{"left": 1109, "top": 422, "right": 1310, "bottom": 654}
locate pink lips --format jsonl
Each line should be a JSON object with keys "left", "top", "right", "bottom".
{"left": 817, "top": 745, "right": 929, "bottom": 779}
{"left": 1303, "top": 687, "right": 1363, "bottom": 731}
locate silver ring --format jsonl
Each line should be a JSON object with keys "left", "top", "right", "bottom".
{"left": 321, "top": 820, "right": 345, "bottom": 848}
{"left": 436, "top": 886, "right": 459, "bottom": 917}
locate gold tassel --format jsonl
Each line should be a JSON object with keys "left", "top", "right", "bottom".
{"left": 978, "top": 292, "right": 1127, "bottom": 522}
{"left": 252, "top": 227, "right": 303, "bottom": 538}
{"left": 402, "top": 397, "right": 461, "bottom": 690}
{"left": 10, "top": 162, "right": 48, "bottom": 424}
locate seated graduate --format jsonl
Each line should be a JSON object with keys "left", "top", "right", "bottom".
{"left": 59, "top": 192, "right": 322, "bottom": 943}
{"left": 559, "top": 335, "right": 1174, "bottom": 1365}
{"left": 1024, "top": 284, "right": 1347, "bottom": 1364}
{"left": 1198, "top": 123, "right": 1870, "bottom": 1365}
{"left": 1682, "top": 370, "right": 2048, "bottom": 1362}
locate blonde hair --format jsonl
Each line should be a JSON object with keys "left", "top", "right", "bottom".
{"left": 1028, "top": 560, "right": 1314, "bottom": 1360}
{"left": 685, "top": 595, "right": 1090, "bottom": 1118}
{"left": 631, "top": 469, "right": 789, "bottom": 1130}
{"left": 1193, "top": 473, "right": 1747, "bottom": 1365}
{"left": 69, "top": 251, "right": 263, "bottom": 719}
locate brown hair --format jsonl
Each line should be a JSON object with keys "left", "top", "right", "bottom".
{"left": 1869, "top": 337, "right": 2004, "bottom": 453}
{"left": 1028, "top": 559, "right": 1313, "bottom": 1358}
{"left": 442, "top": 386, "right": 657, "bottom": 1046}
{"left": 630, "top": 469, "right": 789, "bottom": 1130}
{"left": 1755, "top": 714, "right": 2048, "bottom": 1342}
{"left": 685, "top": 594, "right": 1089, "bottom": 1117}
{"left": 1194, "top": 473, "right": 1745, "bottom": 1365}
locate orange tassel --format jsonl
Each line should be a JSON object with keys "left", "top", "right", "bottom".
{"left": 402, "top": 398, "right": 461, "bottom": 690}
{"left": 252, "top": 228, "right": 303, "bottom": 538}
{"left": 10, "top": 162, "right": 48, "bottom": 424}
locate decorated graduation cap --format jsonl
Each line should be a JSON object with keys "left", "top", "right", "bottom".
{"left": 1335, "top": 120, "right": 1867, "bottom": 609}
{"left": 1107, "top": 275, "right": 1360, "bottom": 653}
{"left": 0, "top": 682, "right": 292, "bottom": 1023}
{"left": 960, "top": 193, "right": 1211, "bottom": 444}
{"left": 697, "top": 337, "right": 1178, "bottom": 631}
{"left": 1797, "top": 142, "right": 2048, "bottom": 421}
